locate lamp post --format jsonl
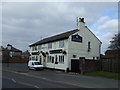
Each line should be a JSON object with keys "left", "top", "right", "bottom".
{"left": 7, "top": 50, "right": 10, "bottom": 67}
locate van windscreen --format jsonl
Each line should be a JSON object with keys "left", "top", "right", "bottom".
{"left": 34, "top": 62, "right": 41, "bottom": 65}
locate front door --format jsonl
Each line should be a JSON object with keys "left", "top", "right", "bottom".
{"left": 39, "top": 56, "right": 42, "bottom": 64}
{"left": 71, "top": 59, "right": 80, "bottom": 73}
{"left": 43, "top": 57, "right": 46, "bottom": 67}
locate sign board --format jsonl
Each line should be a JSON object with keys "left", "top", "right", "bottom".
{"left": 72, "top": 34, "right": 82, "bottom": 43}
{"left": 49, "top": 49, "right": 63, "bottom": 54}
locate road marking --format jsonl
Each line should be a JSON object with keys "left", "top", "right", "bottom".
{"left": 11, "top": 78, "right": 16, "bottom": 83}
{"left": 3, "top": 69, "right": 83, "bottom": 87}
{"left": 34, "top": 85, "right": 39, "bottom": 88}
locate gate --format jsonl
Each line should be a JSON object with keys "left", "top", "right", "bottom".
{"left": 71, "top": 59, "right": 80, "bottom": 73}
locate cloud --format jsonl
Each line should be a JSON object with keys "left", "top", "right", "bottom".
{"left": 2, "top": 2, "right": 118, "bottom": 53}
{"left": 98, "top": 19, "right": 118, "bottom": 33}
{"left": 100, "top": 32, "right": 115, "bottom": 54}
{"left": 97, "top": 16, "right": 110, "bottom": 24}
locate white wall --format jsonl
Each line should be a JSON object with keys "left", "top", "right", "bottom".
{"left": 30, "top": 39, "right": 69, "bottom": 71}
{"left": 67, "top": 25, "right": 101, "bottom": 70}
{"left": 29, "top": 20, "right": 101, "bottom": 71}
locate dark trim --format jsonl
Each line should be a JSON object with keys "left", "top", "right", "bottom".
{"left": 49, "top": 49, "right": 63, "bottom": 54}
{"left": 29, "top": 29, "right": 79, "bottom": 47}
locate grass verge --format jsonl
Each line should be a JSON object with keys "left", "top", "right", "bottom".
{"left": 84, "top": 71, "right": 120, "bottom": 80}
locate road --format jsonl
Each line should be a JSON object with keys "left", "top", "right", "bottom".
{"left": 2, "top": 63, "right": 119, "bottom": 89}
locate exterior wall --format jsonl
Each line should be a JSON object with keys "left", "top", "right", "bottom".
{"left": 10, "top": 51, "right": 22, "bottom": 57}
{"left": 67, "top": 26, "right": 101, "bottom": 70}
{"left": 30, "top": 39, "right": 69, "bottom": 71}
{"left": 2, "top": 50, "right": 9, "bottom": 61}
{"left": 29, "top": 21, "right": 101, "bottom": 71}
{"left": 105, "top": 50, "right": 120, "bottom": 60}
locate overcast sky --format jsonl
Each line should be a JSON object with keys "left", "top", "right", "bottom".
{"left": 1, "top": 2, "right": 118, "bottom": 54}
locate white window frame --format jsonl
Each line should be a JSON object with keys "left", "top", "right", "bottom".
{"left": 59, "top": 55, "right": 64, "bottom": 64}
{"left": 59, "top": 40, "right": 64, "bottom": 48}
{"left": 48, "top": 43, "right": 52, "bottom": 49}
{"left": 38, "top": 45, "right": 41, "bottom": 50}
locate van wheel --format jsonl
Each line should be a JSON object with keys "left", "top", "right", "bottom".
{"left": 34, "top": 68, "right": 38, "bottom": 71}
{"left": 34, "top": 68, "right": 36, "bottom": 71}
{"left": 28, "top": 67, "right": 30, "bottom": 70}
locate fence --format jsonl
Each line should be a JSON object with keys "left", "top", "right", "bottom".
{"left": 71, "top": 58, "right": 100, "bottom": 73}
{"left": 2, "top": 59, "right": 28, "bottom": 63}
{"left": 84, "top": 59, "right": 100, "bottom": 72}
{"left": 99, "top": 59, "right": 119, "bottom": 73}
{"left": 71, "top": 58, "right": 119, "bottom": 73}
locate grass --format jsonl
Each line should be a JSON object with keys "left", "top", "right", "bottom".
{"left": 84, "top": 71, "right": 120, "bottom": 80}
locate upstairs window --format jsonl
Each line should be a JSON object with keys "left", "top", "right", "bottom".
{"left": 59, "top": 40, "right": 64, "bottom": 48}
{"left": 38, "top": 45, "right": 41, "bottom": 50}
{"left": 32, "top": 46, "right": 37, "bottom": 51}
{"left": 88, "top": 41, "right": 91, "bottom": 52}
{"left": 35, "top": 46, "right": 37, "bottom": 50}
{"left": 48, "top": 43, "right": 52, "bottom": 49}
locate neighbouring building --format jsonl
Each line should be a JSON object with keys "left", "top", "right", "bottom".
{"left": 22, "top": 50, "right": 30, "bottom": 61}
{"left": 7, "top": 44, "right": 22, "bottom": 60}
{"left": 29, "top": 18, "right": 102, "bottom": 71}
{"left": 1, "top": 44, "right": 22, "bottom": 62}
{"left": 0, "top": 46, "right": 9, "bottom": 62}
{"left": 105, "top": 50, "right": 120, "bottom": 60}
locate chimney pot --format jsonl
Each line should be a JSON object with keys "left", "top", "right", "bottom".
{"left": 77, "top": 17, "right": 85, "bottom": 30}
{"left": 79, "top": 17, "right": 85, "bottom": 23}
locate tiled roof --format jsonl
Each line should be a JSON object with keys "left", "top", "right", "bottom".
{"left": 29, "top": 29, "right": 79, "bottom": 47}
{"left": 0, "top": 46, "right": 7, "bottom": 51}
{"left": 7, "top": 44, "right": 22, "bottom": 52}
{"left": 11, "top": 47, "right": 22, "bottom": 52}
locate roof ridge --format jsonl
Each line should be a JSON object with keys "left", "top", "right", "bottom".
{"left": 29, "top": 29, "right": 78, "bottom": 47}
{"left": 11, "top": 46, "right": 22, "bottom": 52}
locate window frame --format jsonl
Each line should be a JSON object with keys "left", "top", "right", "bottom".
{"left": 48, "top": 42, "right": 52, "bottom": 49}
{"left": 59, "top": 55, "right": 64, "bottom": 64}
{"left": 59, "top": 40, "right": 64, "bottom": 48}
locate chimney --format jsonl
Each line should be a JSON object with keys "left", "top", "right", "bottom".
{"left": 77, "top": 17, "right": 85, "bottom": 30}
{"left": 7, "top": 44, "right": 12, "bottom": 50}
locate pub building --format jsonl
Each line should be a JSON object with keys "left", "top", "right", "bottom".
{"left": 29, "top": 18, "right": 102, "bottom": 71}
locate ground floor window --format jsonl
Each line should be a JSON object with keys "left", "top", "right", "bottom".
{"left": 31, "top": 56, "right": 36, "bottom": 61}
{"left": 47, "top": 55, "right": 64, "bottom": 64}
{"left": 59, "top": 55, "right": 64, "bottom": 64}
{"left": 47, "top": 56, "right": 54, "bottom": 63}
{"left": 55, "top": 55, "right": 58, "bottom": 64}
{"left": 47, "top": 56, "right": 51, "bottom": 63}
{"left": 36, "top": 56, "right": 38, "bottom": 60}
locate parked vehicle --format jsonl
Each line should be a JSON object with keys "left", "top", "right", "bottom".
{"left": 28, "top": 61, "right": 44, "bottom": 70}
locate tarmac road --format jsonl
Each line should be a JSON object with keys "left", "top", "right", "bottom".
{"left": 2, "top": 63, "right": 119, "bottom": 89}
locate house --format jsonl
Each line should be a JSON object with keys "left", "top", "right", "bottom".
{"left": 105, "top": 50, "right": 120, "bottom": 60}
{"left": 22, "top": 50, "right": 30, "bottom": 61}
{"left": 1, "top": 44, "right": 22, "bottom": 62}
{"left": 7, "top": 44, "right": 22, "bottom": 60}
{"left": 29, "top": 18, "right": 102, "bottom": 71}
{"left": 0, "top": 46, "right": 9, "bottom": 62}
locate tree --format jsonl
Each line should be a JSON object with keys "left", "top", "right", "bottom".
{"left": 108, "top": 33, "right": 120, "bottom": 50}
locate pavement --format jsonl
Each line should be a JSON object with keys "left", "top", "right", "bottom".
{"left": 1, "top": 63, "right": 120, "bottom": 89}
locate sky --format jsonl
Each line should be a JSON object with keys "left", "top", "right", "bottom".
{"left": 1, "top": 2, "right": 118, "bottom": 54}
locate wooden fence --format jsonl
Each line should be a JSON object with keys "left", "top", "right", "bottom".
{"left": 71, "top": 58, "right": 119, "bottom": 73}
{"left": 2, "top": 59, "right": 28, "bottom": 63}
{"left": 84, "top": 59, "right": 119, "bottom": 73}
{"left": 84, "top": 59, "right": 100, "bottom": 72}
{"left": 99, "top": 59, "right": 119, "bottom": 73}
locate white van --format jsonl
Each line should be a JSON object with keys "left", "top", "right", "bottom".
{"left": 28, "top": 61, "right": 44, "bottom": 70}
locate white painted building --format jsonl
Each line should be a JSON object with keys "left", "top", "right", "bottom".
{"left": 29, "top": 18, "right": 102, "bottom": 71}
